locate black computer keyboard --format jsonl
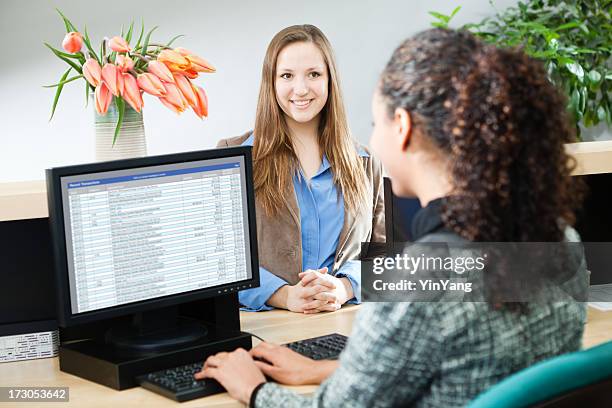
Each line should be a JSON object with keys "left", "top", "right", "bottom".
{"left": 285, "top": 333, "right": 348, "bottom": 360}
{"left": 137, "top": 333, "right": 348, "bottom": 402}
{"left": 136, "top": 362, "right": 225, "bottom": 402}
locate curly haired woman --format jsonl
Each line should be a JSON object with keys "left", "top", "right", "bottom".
{"left": 200, "top": 29, "right": 588, "bottom": 407}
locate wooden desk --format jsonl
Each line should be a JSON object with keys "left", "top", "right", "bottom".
{"left": 0, "top": 305, "right": 610, "bottom": 408}
{"left": 0, "top": 306, "right": 358, "bottom": 408}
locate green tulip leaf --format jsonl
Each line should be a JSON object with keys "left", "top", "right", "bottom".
{"left": 141, "top": 26, "right": 159, "bottom": 55}
{"left": 134, "top": 20, "right": 145, "bottom": 50}
{"left": 113, "top": 97, "right": 125, "bottom": 147}
{"left": 56, "top": 9, "right": 77, "bottom": 33}
{"left": 125, "top": 21, "right": 135, "bottom": 44}
{"left": 45, "top": 43, "right": 83, "bottom": 74}
{"left": 43, "top": 74, "right": 84, "bottom": 87}
{"left": 44, "top": 43, "right": 83, "bottom": 60}
{"left": 166, "top": 34, "right": 185, "bottom": 48}
{"left": 49, "top": 67, "right": 72, "bottom": 121}
{"left": 83, "top": 26, "right": 100, "bottom": 63}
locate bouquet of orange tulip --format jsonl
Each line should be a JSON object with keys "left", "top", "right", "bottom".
{"left": 45, "top": 10, "right": 215, "bottom": 144}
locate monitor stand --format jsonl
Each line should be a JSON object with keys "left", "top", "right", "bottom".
{"left": 57, "top": 293, "right": 251, "bottom": 390}
{"left": 105, "top": 307, "right": 208, "bottom": 356}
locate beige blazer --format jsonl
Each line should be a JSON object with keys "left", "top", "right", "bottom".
{"left": 217, "top": 131, "right": 385, "bottom": 285}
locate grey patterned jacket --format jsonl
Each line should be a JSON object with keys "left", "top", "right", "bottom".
{"left": 253, "top": 199, "right": 587, "bottom": 407}
{"left": 254, "top": 299, "right": 586, "bottom": 407}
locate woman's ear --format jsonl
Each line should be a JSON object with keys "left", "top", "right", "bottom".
{"left": 394, "top": 108, "right": 412, "bottom": 151}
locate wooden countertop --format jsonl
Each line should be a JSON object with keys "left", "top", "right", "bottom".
{"left": 0, "top": 306, "right": 610, "bottom": 407}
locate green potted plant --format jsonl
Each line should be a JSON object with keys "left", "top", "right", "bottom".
{"left": 430, "top": 1, "right": 611, "bottom": 141}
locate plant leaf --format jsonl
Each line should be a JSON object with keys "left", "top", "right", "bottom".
{"left": 166, "top": 34, "right": 185, "bottom": 48}
{"left": 555, "top": 21, "right": 581, "bottom": 31}
{"left": 449, "top": 6, "right": 462, "bottom": 19}
{"left": 597, "top": 106, "right": 607, "bottom": 122}
{"left": 113, "top": 97, "right": 125, "bottom": 146}
{"left": 125, "top": 21, "right": 135, "bottom": 44}
{"left": 49, "top": 67, "right": 72, "bottom": 121}
{"left": 588, "top": 70, "right": 602, "bottom": 84}
{"left": 56, "top": 9, "right": 77, "bottom": 32}
{"left": 135, "top": 20, "right": 145, "bottom": 50}
{"left": 44, "top": 43, "right": 83, "bottom": 60}
{"left": 83, "top": 26, "right": 100, "bottom": 63}
{"left": 45, "top": 43, "right": 83, "bottom": 74}
{"left": 565, "top": 62, "right": 584, "bottom": 81}
{"left": 141, "top": 25, "right": 159, "bottom": 54}
{"left": 579, "top": 87, "right": 587, "bottom": 112}
{"left": 43, "top": 74, "right": 83, "bottom": 87}
{"left": 429, "top": 11, "right": 450, "bottom": 22}
{"left": 85, "top": 81, "right": 90, "bottom": 107}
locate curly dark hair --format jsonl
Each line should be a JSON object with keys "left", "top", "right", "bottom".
{"left": 380, "top": 29, "right": 586, "bottom": 309}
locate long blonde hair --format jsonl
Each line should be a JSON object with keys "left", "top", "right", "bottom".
{"left": 253, "top": 24, "right": 368, "bottom": 217}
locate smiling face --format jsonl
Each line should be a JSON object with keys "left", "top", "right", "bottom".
{"left": 275, "top": 41, "right": 329, "bottom": 127}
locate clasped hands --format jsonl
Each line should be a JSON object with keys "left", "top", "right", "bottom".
{"left": 271, "top": 267, "right": 353, "bottom": 313}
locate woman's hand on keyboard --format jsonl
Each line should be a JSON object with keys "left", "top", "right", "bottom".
{"left": 250, "top": 342, "right": 338, "bottom": 385}
{"left": 195, "top": 348, "right": 265, "bottom": 404}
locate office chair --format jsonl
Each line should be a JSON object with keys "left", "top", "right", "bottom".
{"left": 467, "top": 340, "right": 612, "bottom": 407}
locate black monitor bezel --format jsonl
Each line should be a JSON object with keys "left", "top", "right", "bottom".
{"left": 46, "top": 146, "right": 260, "bottom": 327}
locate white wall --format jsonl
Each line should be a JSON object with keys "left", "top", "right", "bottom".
{"left": 0, "top": 0, "right": 517, "bottom": 182}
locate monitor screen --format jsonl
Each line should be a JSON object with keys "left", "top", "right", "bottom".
{"left": 47, "top": 148, "right": 259, "bottom": 325}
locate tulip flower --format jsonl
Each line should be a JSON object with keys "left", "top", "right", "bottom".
{"left": 83, "top": 58, "right": 102, "bottom": 87}
{"left": 158, "top": 96, "right": 183, "bottom": 114}
{"left": 137, "top": 73, "right": 166, "bottom": 97}
{"left": 173, "top": 74, "right": 197, "bottom": 107}
{"left": 160, "top": 82, "right": 187, "bottom": 113}
{"left": 192, "top": 85, "right": 208, "bottom": 118}
{"left": 108, "top": 36, "right": 131, "bottom": 53}
{"left": 121, "top": 73, "right": 143, "bottom": 113}
{"left": 157, "top": 49, "right": 190, "bottom": 72}
{"left": 147, "top": 60, "right": 175, "bottom": 83}
{"left": 175, "top": 48, "right": 216, "bottom": 73}
{"left": 62, "top": 32, "right": 83, "bottom": 54}
{"left": 94, "top": 82, "right": 112, "bottom": 115}
{"left": 183, "top": 69, "right": 199, "bottom": 79}
{"left": 115, "top": 55, "right": 134, "bottom": 72}
{"left": 101, "top": 63, "right": 121, "bottom": 96}
{"left": 117, "top": 73, "right": 125, "bottom": 101}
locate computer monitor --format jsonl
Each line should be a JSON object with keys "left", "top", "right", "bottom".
{"left": 46, "top": 147, "right": 259, "bottom": 335}
{"left": 575, "top": 173, "right": 612, "bottom": 285}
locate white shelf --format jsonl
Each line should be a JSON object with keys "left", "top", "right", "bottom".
{"left": 566, "top": 141, "right": 612, "bottom": 176}
{"left": 1, "top": 141, "right": 611, "bottom": 221}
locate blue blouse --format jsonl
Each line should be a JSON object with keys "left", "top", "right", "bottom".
{"left": 238, "top": 134, "right": 364, "bottom": 311}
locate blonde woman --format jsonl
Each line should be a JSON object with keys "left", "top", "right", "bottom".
{"left": 217, "top": 25, "right": 385, "bottom": 313}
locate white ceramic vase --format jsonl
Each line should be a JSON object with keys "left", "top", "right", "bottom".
{"left": 94, "top": 97, "right": 147, "bottom": 162}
